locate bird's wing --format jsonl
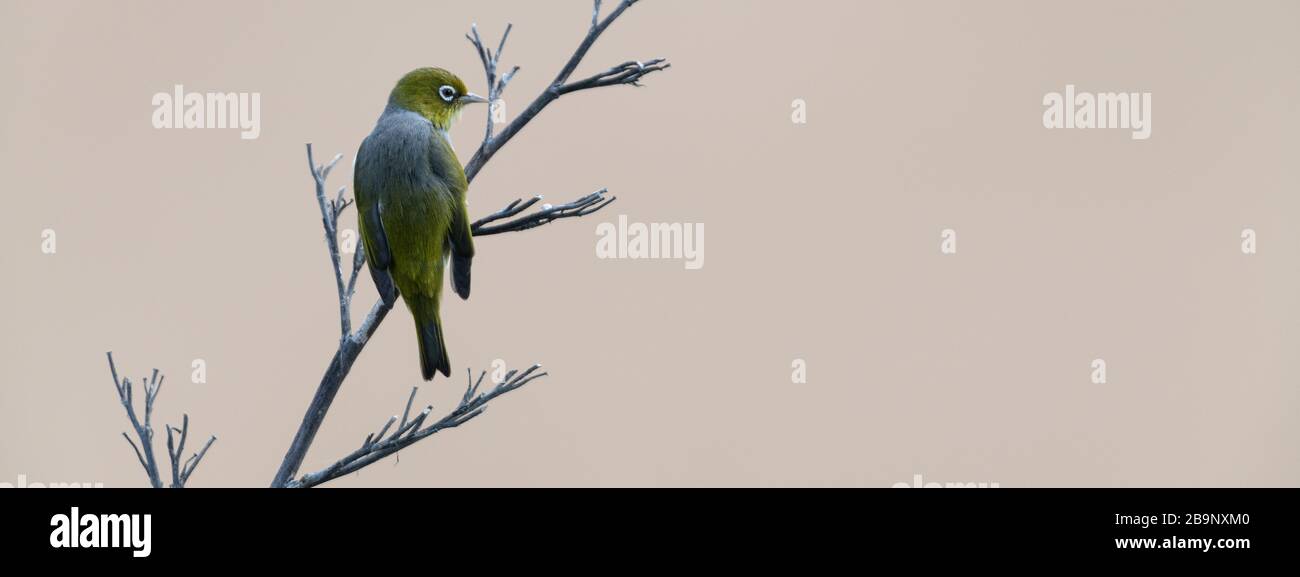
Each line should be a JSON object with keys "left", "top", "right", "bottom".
{"left": 421, "top": 129, "right": 474, "bottom": 300}
{"left": 448, "top": 201, "right": 473, "bottom": 300}
{"left": 360, "top": 193, "right": 393, "bottom": 271}
{"left": 355, "top": 134, "right": 398, "bottom": 304}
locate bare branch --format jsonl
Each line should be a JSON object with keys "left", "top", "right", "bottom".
{"left": 467, "top": 22, "right": 519, "bottom": 146}
{"left": 180, "top": 435, "right": 216, "bottom": 485}
{"left": 397, "top": 386, "right": 418, "bottom": 432}
{"left": 121, "top": 432, "right": 150, "bottom": 477}
{"left": 288, "top": 364, "right": 547, "bottom": 488}
{"left": 559, "top": 58, "right": 670, "bottom": 94}
{"left": 463, "top": 0, "right": 668, "bottom": 182}
{"left": 108, "top": 352, "right": 215, "bottom": 488}
{"left": 373, "top": 415, "right": 398, "bottom": 443}
{"left": 345, "top": 241, "right": 364, "bottom": 303}
{"left": 332, "top": 185, "right": 353, "bottom": 221}
{"left": 165, "top": 416, "right": 189, "bottom": 488}
{"left": 109, "top": 352, "right": 162, "bottom": 488}
{"left": 473, "top": 189, "right": 615, "bottom": 236}
{"left": 309, "top": 144, "right": 352, "bottom": 339}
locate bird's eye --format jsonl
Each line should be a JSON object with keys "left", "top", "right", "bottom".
{"left": 438, "top": 85, "right": 456, "bottom": 102}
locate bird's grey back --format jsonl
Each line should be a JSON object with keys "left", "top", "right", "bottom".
{"left": 355, "top": 107, "right": 438, "bottom": 197}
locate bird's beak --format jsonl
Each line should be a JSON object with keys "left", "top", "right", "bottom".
{"left": 459, "top": 93, "right": 488, "bottom": 105}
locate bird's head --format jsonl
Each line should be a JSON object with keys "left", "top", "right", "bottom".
{"left": 389, "top": 67, "right": 486, "bottom": 128}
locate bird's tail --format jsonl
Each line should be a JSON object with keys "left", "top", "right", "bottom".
{"left": 413, "top": 304, "right": 451, "bottom": 381}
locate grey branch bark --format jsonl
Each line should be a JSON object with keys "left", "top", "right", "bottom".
{"left": 108, "top": 352, "right": 215, "bottom": 488}
{"left": 473, "top": 189, "right": 615, "bottom": 236}
{"left": 463, "top": 0, "right": 669, "bottom": 182}
{"left": 271, "top": 0, "right": 666, "bottom": 488}
{"left": 287, "top": 365, "right": 546, "bottom": 488}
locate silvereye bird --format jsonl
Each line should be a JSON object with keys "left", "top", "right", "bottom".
{"left": 354, "top": 68, "right": 486, "bottom": 381}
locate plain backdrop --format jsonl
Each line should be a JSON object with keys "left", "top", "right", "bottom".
{"left": 0, "top": 0, "right": 1297, "bottom": 487}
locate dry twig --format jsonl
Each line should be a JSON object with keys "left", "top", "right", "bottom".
{"left": 108, "top": 352, "right": 215, "bottom": 488}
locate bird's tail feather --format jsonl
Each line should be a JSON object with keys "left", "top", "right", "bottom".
{"left": 415, "top": 313, "right": 450, "bottom": 381}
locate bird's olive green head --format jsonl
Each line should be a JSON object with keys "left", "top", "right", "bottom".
{"left": 389, "top": 67, "right": 486, "bottom": 128}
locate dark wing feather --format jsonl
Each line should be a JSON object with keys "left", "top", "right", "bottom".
{"left": 355, "top": 135, "right": 398, "bottom": 305}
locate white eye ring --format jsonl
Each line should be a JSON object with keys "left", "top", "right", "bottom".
{"left": 438, "top": 85, "right": 456, "bottom": 102}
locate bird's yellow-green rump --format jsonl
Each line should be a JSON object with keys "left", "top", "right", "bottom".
{"left": 354, "top": 68, "right": 486, "bottom": 381}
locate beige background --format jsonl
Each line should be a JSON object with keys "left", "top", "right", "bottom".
{"left": 0, "top": 0, "right": 1296, "bottom": 487}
